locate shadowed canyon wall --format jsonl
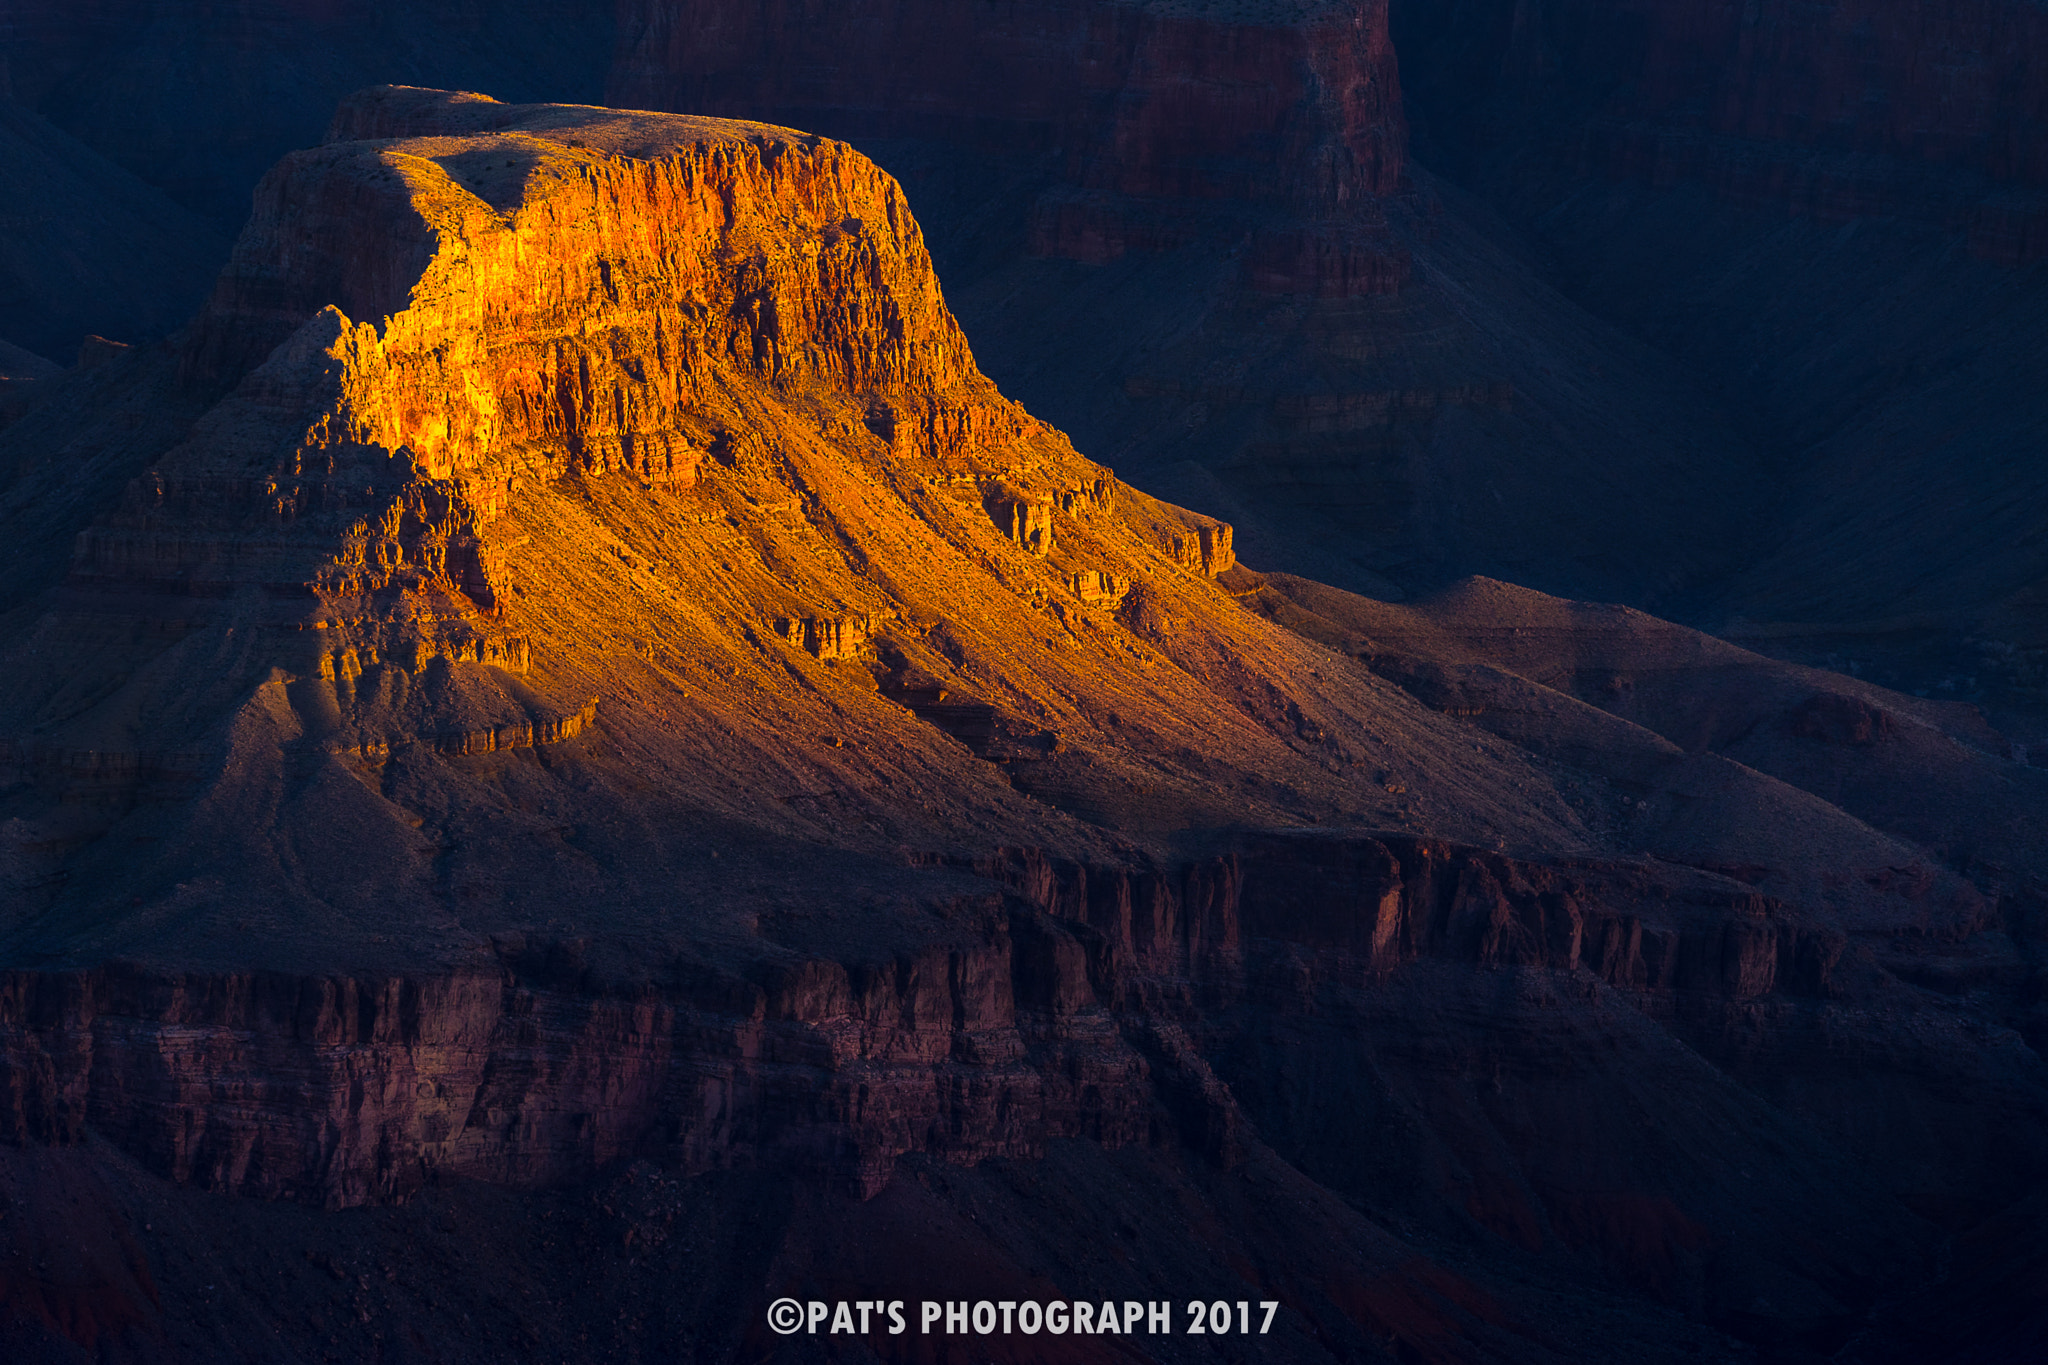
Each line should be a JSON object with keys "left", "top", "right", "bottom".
{"left": 1391, "top": 0, "right": 2048, "bottom": 720}
{"left": 610, "top": 0, "right": 1409, "bottom": 289}
{"left": 7, "top": 827, "right": 2040, "bottom": 1360}
{"left": 1395, "top": 0, "right": 2048, "bottom": 261}
{"left": 604, "top": 0, "right": 1787, "bottom": 611}
{"left": 0, "top": 837, "right": 1876, "bottom": 1207}
{"left": 0, "top": 98, "right": 226, "bottom": 365}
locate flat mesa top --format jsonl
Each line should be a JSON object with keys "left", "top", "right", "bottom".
{"left": 328, "top": 85, "right": 831, "bottom": 161}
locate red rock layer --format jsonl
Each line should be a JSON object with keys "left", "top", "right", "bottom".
{"left": 609, "top": 0, "right": 1410, "bottom": 291}
{"left": 190, "top": 85, "right": 1007, "bottom": 466}
{"left": 0, "top": 835, "right": 1849, "bottom": 1208}
{"left": 89, "top": 87, "right": 1067, "bottom": 711}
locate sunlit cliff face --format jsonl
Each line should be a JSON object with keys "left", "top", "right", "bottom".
{"left": 17, "top": 85, "right": 2018, "bottom": 942}
{"left": 156, "top": 90, "right": 1013, "bottom": 639}
{"left": 21, "top": 83, "right": 1538, "bottom": 933}
{"left": 156, "top": 88, "right": 1245, "bottom": 679}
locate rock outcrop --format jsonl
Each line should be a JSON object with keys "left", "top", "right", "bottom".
{"left": 2, "top": 0, "right": 1786, "bottom": 617}
{"left": 0, "top": 831, "right": 1872, "bottom": 1224}
{"left": 1, "top": 86, "right": 2045, "bottom": 1363}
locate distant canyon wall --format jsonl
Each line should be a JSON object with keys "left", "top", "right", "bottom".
{"left": 1395, "top": 0, "right": 2048, "bottom": 261}
{"left": 0, "top": 0, "right": 616, "bottom": 230}
{"left": 609, "top": 0, "right": 1410, "bottom": 290}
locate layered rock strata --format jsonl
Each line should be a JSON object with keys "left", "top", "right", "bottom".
{"left": 0, "top": 87, "right": 2045, "bottom": 1361}
{"left": 0, "top": 836, "right": 1859, "bottom": 1206}
{"left": 5, "top": 1, "right": 1786, "bottom": 615}
{"left": 1388, "top": 0, "right": 2048, "bottom": 722}
{"left": 610, "top": 0, "right": 1410, "bottom": 291}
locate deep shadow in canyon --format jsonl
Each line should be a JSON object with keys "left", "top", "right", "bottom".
{"left": 0, "top": 6, "right": 2045, "bottom": 1364}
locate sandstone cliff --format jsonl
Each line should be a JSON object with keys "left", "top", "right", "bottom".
{"left": 4, "top": 0, "right": 1785, "bottom": 615}
{"left": 1, "top": 87, "right": 2046, "bottom": 1362}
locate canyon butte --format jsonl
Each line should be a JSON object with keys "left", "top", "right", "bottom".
{"left": 0, "top": 4, "right": 2043, "bottom": 1364}
{"left": 0, "top": 79, "right": 2044, "bottom": 1364}
{"left": 8, "top": 1, "right": 2045, "bottom": 722}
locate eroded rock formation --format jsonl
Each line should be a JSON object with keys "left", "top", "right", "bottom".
{"left": 3, "top": 0, "right": 1790, "bottom": 619}
{"left": 0, "top": 86, "right": 2044, "bottom": 1363}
